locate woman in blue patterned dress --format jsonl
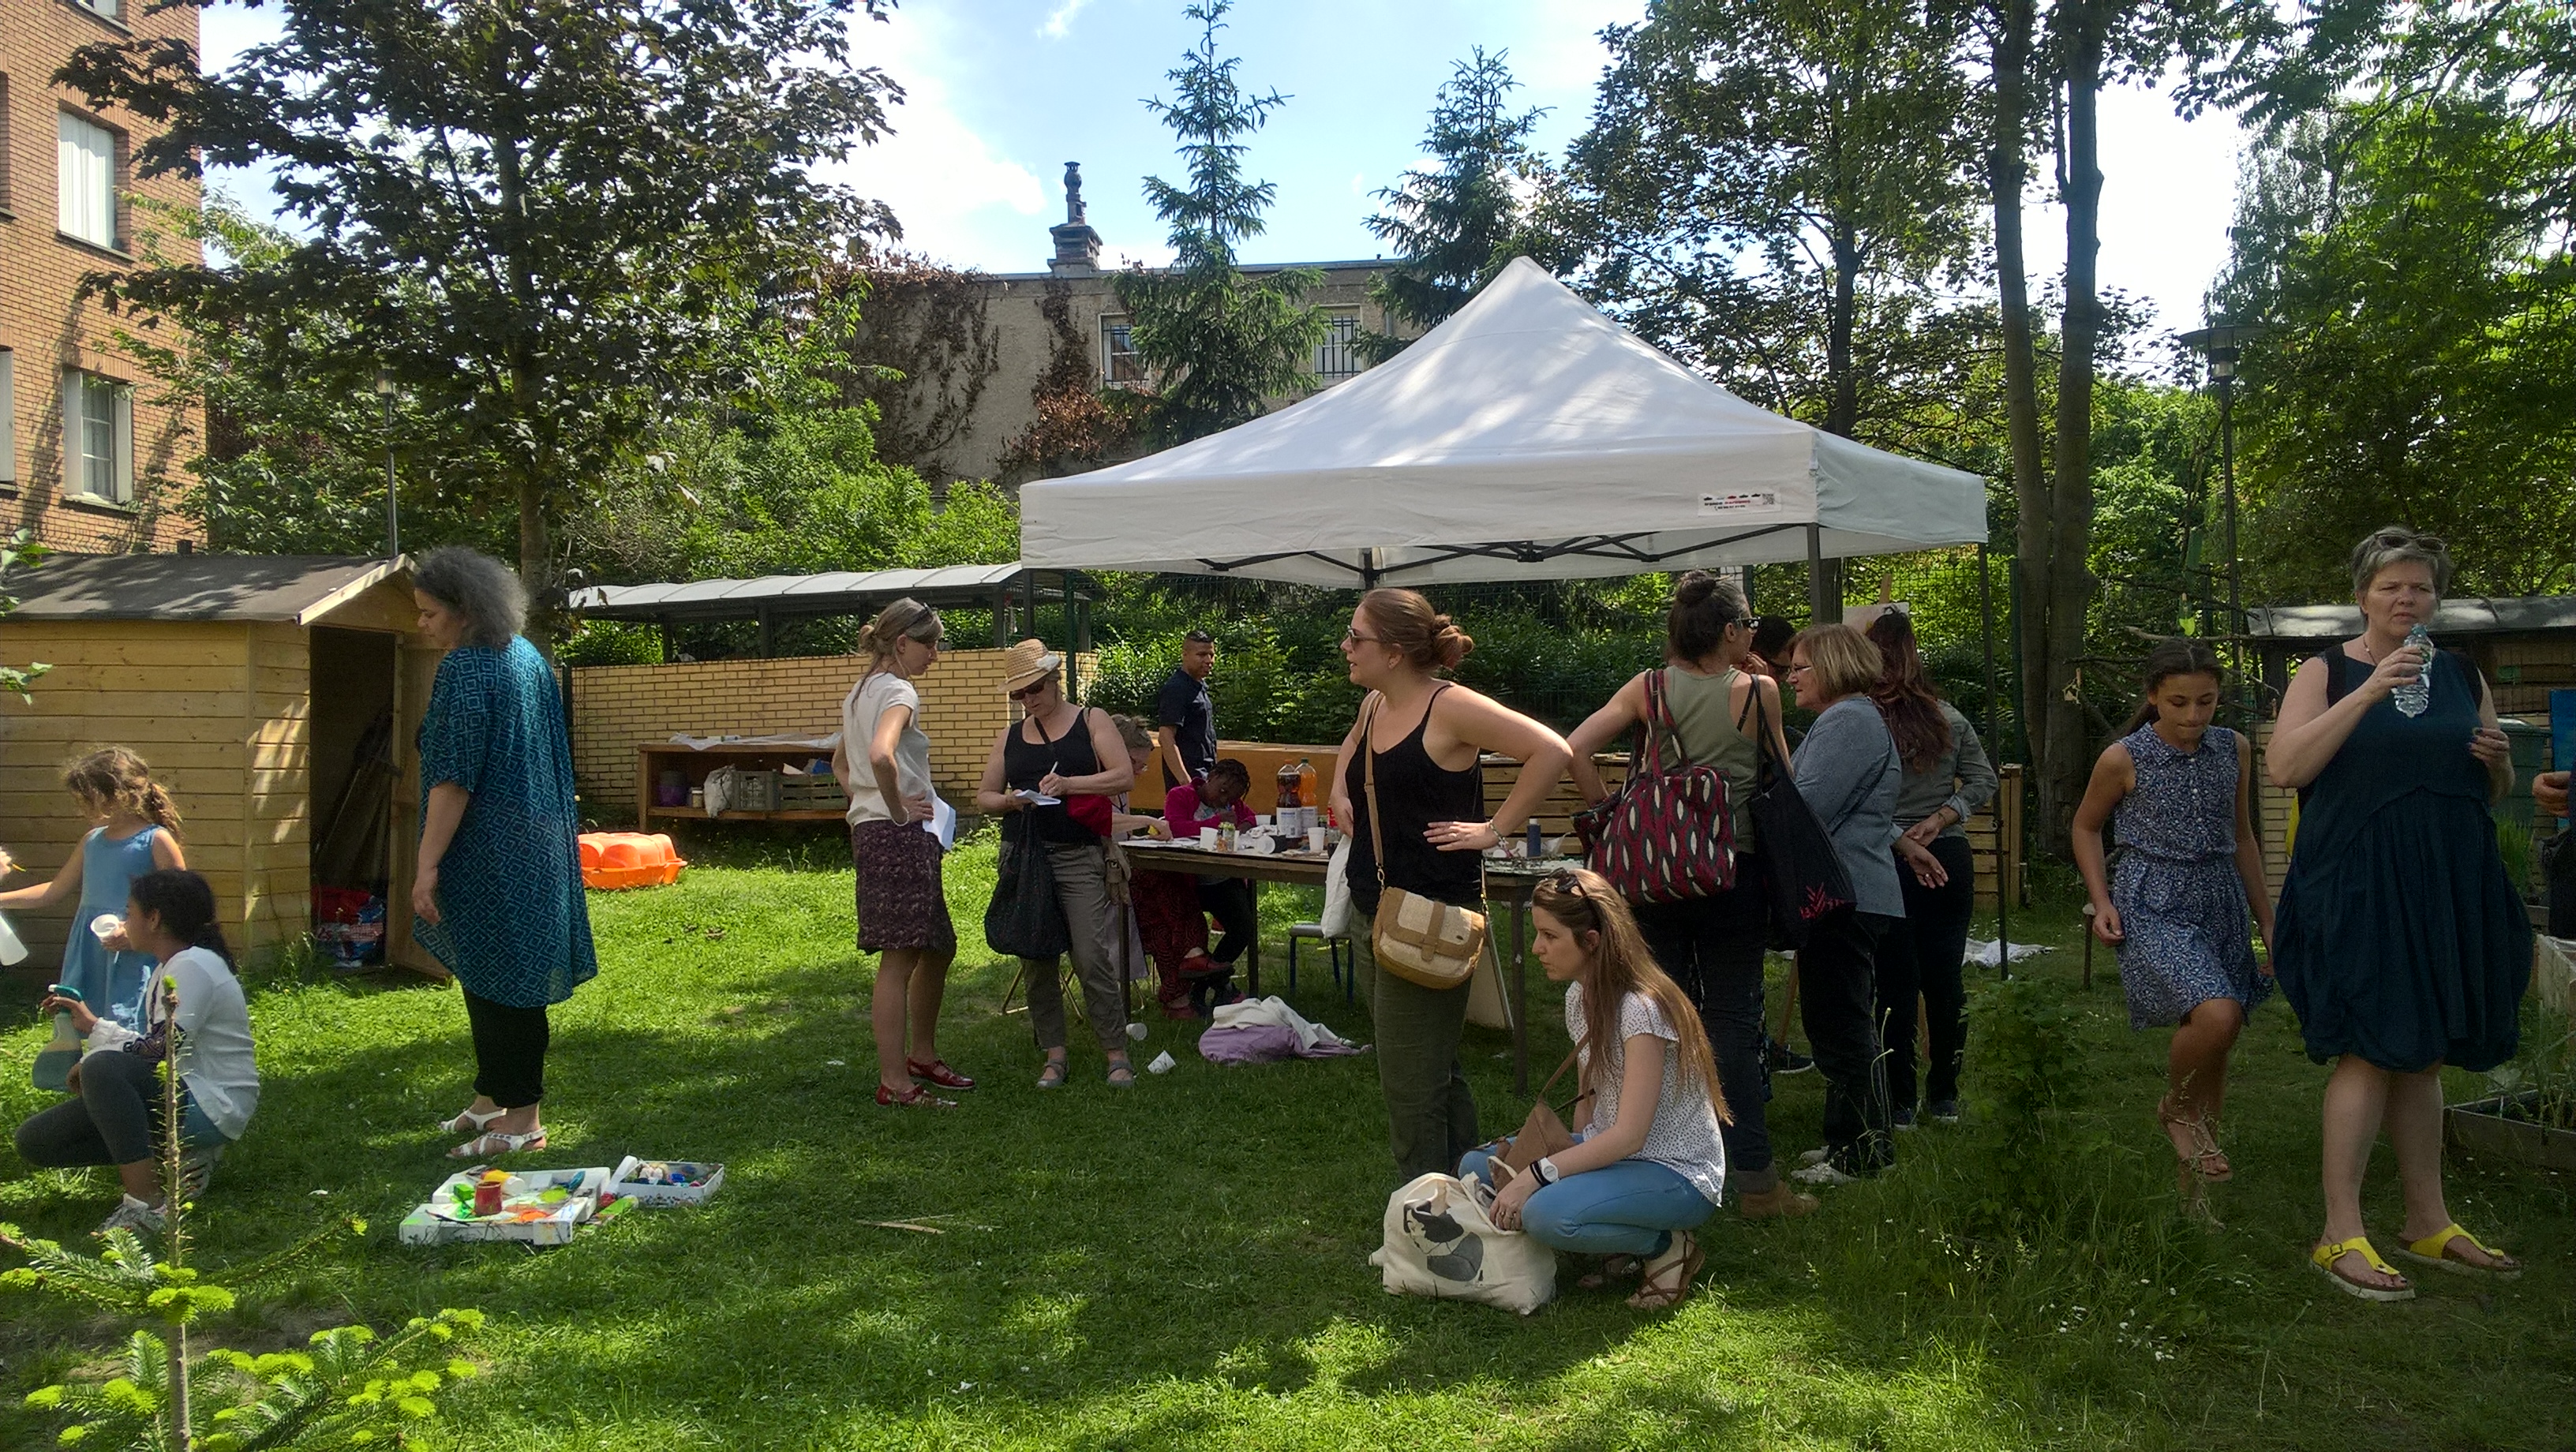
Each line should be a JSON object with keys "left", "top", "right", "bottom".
{"left": 2267, "top": 528, "right": 2524, "bottom": 1300}
{"left": 2072, "top": 640, "right": 2274, "bottom": 1208}
{"left": 410, "top": 548, "right": 597, "bottom": 1159}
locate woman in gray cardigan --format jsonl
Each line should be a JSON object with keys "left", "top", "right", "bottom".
{"left": 1785, "top": 623, "right": 1903, "bottom": 1185}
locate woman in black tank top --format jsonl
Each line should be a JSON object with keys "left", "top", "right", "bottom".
{"left": 1329, "top": 589, "right": 1573, "bottom": 1184}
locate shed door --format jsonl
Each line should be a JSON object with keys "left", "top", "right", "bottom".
{"left": 387, "top": 642, "right": 449, "bottom": 980}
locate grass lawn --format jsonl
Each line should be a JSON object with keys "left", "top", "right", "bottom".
{"left": 3, "top": 828, "right": 2570, "bottom": 1450}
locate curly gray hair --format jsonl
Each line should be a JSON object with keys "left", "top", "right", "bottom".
{"left": 2348, "top": 526, "right": 2454, "bottom": 596}
{"left": 413, "top": 547, "right": 528, "bottom": 649}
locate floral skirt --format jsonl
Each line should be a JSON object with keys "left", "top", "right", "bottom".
{"left": 852, "top": 820, "right": 955, "bottom": 954}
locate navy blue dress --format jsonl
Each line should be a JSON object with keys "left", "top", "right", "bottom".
{"left": 2275, "top": 651, "right": 2529, "bottom": 1072}
{"left": 414, "top": 638, "right": 598, "bottom": 1009}
{"left": 2110, "top": 724, "right": 2269, "bottom": 1029}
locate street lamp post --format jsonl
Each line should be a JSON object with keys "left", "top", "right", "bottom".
{"left": 2180, "top": 319, "right": 2274, "bottom": 842}
{"left": 374, "top": 368, "right": 399, "bottom": 558}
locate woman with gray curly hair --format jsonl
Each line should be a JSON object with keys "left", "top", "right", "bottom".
{"left": 2269, "top": 525, "right": 2526, "bottom": 1300}
{"left": 410, "top": 547, "right": 597, "bottom": 1158}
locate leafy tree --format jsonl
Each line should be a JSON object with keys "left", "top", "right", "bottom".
{"left": 0, "top": 530, "right": 51, "bottom": 704}
{"left": 2216, "top": 8, "right": 2576, "bottom": 599}
{"left": 1358, "top": 49, "right": 1548, "bottom": 360}
{"left": 61, "top": 0, "right": 904, "bottom": 633}
{"left": 1114, "top": 0, "right": 1329, "bottom": 445}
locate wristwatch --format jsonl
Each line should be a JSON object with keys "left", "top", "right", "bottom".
{"left": 1532, "top": 1156, "right": 1562, "bottom": 1186}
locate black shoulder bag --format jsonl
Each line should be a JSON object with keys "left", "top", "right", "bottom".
{"left": 1745, "top": 686, "right": 1856, "bottom": 949}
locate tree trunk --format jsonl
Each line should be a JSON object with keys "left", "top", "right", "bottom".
{"left": 1812, "top": 224, "right": 1864, "bottom": 623}
{"left": 2042, "top": 0, "right": 2107, "bottom": 842}
{"left": 1988, "top": 0, "right": 2049, "bottom": 775}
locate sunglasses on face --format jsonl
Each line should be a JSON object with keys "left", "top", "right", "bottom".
{"left": 1010, "top": 682, "right": 1050, "bottom": 701}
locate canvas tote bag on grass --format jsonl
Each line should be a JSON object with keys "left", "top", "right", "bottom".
{"left": 1369, "top": 1172, "right": 1556, "bottom": 1315}
{"left": 1361, "top": 696, "right": 1488, "bottom": 990}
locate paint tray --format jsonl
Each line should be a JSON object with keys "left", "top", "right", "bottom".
{"left": 607, "top": 1155, "right": 725, "bottom": 1206}
{"left": 397, "top": 1166, "right": 611, "bottom": 1247}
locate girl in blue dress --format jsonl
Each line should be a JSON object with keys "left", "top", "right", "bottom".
{"left": 0, "top": 748, "right": 187, "bottom": 1030}
{"left": 2072, "top": 642, "right": 2274, "bottom": 1211}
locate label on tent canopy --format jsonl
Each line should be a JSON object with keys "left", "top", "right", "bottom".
{"left": 1700, "top": 491, "right": 1779, "bottom": 515}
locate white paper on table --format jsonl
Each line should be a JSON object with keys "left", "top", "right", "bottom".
{"left": 923, "top": 795, "right": 957, "bottom": 851}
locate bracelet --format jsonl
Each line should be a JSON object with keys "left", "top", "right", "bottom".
{"left": 1533, "top": 1156, "right": 1561, "bottom": 1186}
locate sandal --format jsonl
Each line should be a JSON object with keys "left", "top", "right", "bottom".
{"left": 447, "top": 1128, "right": 548, "bottom": 1160}
{"left": 438, "top": 1106, "right": 504, "bottom": 1136}
{"left": 1627, "top": 1231, "right": 1703, "bottom": 1312}
{"left": 1036, "top": 1059, "right": 1069, "bottom": 1091}
{"left": 2158, "top": 1097, "right": 2232, "bottom": 1182}
{"left": 1578, "top": 1254, "right": 1643, "bottom": 1290}
{"left": 1105, "top": 1059, "right": 1136, "bottom": 1089}
{"left": 906, "top": 1057, "right": 976, "bottom": 1091}
{"left": 876, "top": 1083, "right": 956, "bottom": 1110}
{"left": 2311, "top": 1235, "right": 2415, "bottom": 1302}
{"left": 2392, "top": 1222, "right": 2522, "bottom": 1280}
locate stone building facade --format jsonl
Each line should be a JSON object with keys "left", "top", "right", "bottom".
{"left": 0, "top": 0, "right": 200, "bottom": 553}
{"left": 941, "top": 163, "right": 1410, "bottom": 486}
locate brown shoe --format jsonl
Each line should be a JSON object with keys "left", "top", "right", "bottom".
{"left": 1737, "top": 1181, "right": 1819, "bottom": 1218}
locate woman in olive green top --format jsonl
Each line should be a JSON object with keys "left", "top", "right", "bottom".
{"left": 1569, "top": 571, "right": 1803, "bottom": 1217}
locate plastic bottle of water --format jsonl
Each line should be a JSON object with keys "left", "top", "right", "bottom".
{"left": 2391, "top": 623, "right": 2435, "bottom": 717}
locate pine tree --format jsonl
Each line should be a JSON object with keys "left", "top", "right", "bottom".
{"left": 1114, "top": 0, "right": 1328, "bottom": 445}
{"left": 1360, "top": 49, "right": 1548, "bottom": 361}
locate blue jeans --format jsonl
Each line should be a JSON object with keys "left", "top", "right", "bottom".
{"left": 1458, "top": 1142, "right": 1717, "bottom": 1258}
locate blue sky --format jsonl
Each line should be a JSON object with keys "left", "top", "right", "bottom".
{"left": 200, "top": 0, "right": 2247, "bottom": 333}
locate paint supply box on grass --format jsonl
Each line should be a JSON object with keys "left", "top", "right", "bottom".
{"left": 608, "top": 1156, "right": 725, "bottom": 1206}
{"left": 399, "top": 1166, "right": 612, "bottom": 1247}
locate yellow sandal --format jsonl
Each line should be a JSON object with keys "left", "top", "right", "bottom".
{"left": 2391, "top": 1223, "right": 2522, "bottom": 1280}
{"left": 2311, "top": 1236, "right": 2414, "bottom": 1302}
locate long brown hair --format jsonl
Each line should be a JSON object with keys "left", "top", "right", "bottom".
{"left": 66, "top": 747, "right": 182, "bottom": 836}
{"left": 856, "top": 597, "right": 942, "bottom": 679}
{"left": 1530, "top": 868, "right": 1728, "bottom": 1123}
{"left": 1864, "top": 612, "right": 1952, "bottom": 773}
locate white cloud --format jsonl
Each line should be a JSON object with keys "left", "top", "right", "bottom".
{"left": 825, "top": 9, "right": 1048, "bottom": 266}
{"left": 1041, "top": 0, "right": 1093, "bottom": 39}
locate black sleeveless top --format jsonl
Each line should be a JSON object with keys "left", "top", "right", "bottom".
{"left": 1004, "top": 707, "right": 1104, "bottom": 846}
{"left": 1342, "top": 685, "right": 1485, "bottom": 914}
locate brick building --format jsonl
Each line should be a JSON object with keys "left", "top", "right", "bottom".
{"left": 0, "top": 0, "right": 200, "bottom": 553}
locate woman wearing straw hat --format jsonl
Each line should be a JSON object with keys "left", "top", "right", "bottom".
{"left": 975, "top": 640, "right": 1139, "bottom": 1087}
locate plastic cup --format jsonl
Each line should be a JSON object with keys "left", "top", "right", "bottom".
{"left": 1199, "top": 828, "right": 1219, "bottom": 850}
{"left": 1306, "top": 828, "right": 1327, "bottom": 854}
{"left": 88, "top": 913, "right": 123, "bottom": 943}
{"left": 1125, "top": 1021, "right": 1149, "bottom": 1042}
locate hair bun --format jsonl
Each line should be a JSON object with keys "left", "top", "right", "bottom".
{"left": 1675, "top": 571, "right": 1716, "bottom": 606}
{"left": 1434, "top": 616, "right": 1473, "bottom": 668}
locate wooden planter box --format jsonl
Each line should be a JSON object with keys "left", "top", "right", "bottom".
{"left": 2445, "top": 1092, "right": 2576, "bottom": 1171}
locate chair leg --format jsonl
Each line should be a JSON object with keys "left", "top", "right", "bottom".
{"left": 1336, "top": 939, "right": 1351, "bottom": 1004}
{"left": 1287, "top": 934, "right": 1300, "bottom": 997}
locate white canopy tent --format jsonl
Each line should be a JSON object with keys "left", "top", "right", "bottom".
{"left": 1020, "top": 257, "right": 1990, "bottom": 589}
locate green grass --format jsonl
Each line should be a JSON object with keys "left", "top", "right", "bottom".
{"left": 3, "top": 831, "right": 2570, "bottom": 1450}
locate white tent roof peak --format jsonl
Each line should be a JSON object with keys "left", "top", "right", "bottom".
{"left": 1021, "top": 256, "right": 1989, "bottom": 586}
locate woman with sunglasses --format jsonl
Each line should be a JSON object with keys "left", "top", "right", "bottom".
{"left": 1329, "top": 589, "right": 1572, "bottom": 1184}
{"left": 975, "top": 640, "right": 1138, "bottom": 1088}
{"left": 1464, "top": 868, "right": 1727, "bottom": 1311}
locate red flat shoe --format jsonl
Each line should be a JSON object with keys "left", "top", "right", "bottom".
{"left": 877, "top": 1083, "right": 955, "bottom": 1109}
{"left": 905, "top": 1057, "right": 975, "bottom": 1091}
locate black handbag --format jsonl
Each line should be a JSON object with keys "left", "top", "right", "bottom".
{"left": 1745, "top": 687, "right": 1856, "bottom": 949}
{"left": 984, "top": 817, "right": 1073, "bottom": 959}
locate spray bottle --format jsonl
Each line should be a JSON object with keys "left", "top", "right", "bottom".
{"left": 33, "top": 985, "right": 82, "bottom": 1093}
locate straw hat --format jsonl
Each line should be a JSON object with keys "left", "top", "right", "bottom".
{"left": 999, "top": 638, "right": 1062, "bottom": 694}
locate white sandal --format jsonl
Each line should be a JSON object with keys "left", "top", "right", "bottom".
{"left": 447, "top": 1127, "right": 548, "bottom": 1159}
{"left": 438, "top": 1106, "right": 504, "bottom": 1136}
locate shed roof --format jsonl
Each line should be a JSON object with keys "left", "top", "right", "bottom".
{"left": 6, "top": 554, "right": 406, "bottom": 626}
{"left": 2245, "top": 595, "right": 2576, "bottom": 642}
{"left": 571, "top": 563, "right": 1085, "bottom": 624}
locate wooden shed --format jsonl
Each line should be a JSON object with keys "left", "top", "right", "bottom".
{"left": 0, "top": 554, "right": 441, "bottom": 981}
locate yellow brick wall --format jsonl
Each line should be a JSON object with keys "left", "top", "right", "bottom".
{"left": 568, "top": 649, "right": 1095, "bottom": 809}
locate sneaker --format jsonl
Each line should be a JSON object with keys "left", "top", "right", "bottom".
{"left": 1736, "top": 1181, "right": 1821, "bottom": 1218}
{"left": 1766, "top": 1038, "right": 1816, "bottom": 1074}
{"left": 1892, "top": 1106, "right": 1917, "bottom": 1132}
{"left": 1926, "top": 1100, "right": 1961, "bottom": 1125}
{"left": 179, "top": 1143, "right": 226, "bottom": 1199}
{"left": 1791, "top": 1160, "right": 1860, "bottom": 1188}
{"left": 95, "top": 1194, "right": 167, "bottom": 1239}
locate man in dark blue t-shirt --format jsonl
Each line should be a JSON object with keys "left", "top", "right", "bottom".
{"left": 1155, "top": 631, "right": 1218, "bottom": 790}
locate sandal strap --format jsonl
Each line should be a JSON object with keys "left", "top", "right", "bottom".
{"left": 2312, "top": 1234, "right": 2401, "bottom": 1279}
{"left": 2407, "top": 1222, "right": 2508, "bottom": 1264}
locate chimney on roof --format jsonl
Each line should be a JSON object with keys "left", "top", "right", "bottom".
{"left": 1049, "top": 161, "right": 1103, "bottom": 275}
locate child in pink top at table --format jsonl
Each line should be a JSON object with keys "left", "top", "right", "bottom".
{"left": 1163, "top": 761, "right": 1259, "bottom": 1012}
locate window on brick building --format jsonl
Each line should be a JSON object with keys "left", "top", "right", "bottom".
{"left": 1315, "top": 312, "right": 1364, "bottom": 382}
{"left": 0, "top": 74, "right": 15, "bottom": 211}
{"left": 70, "top": 0, "right": 125, "bottom": 22}
{"left": 1102, "top": 318, "right": 1144, "bottom": 384}
{"left": 58, "top": 110, "right": 121, "bottom": 251}
{"left": 0, "top": 351, "right": 16, "bottom": 486}
{"left": 62, "top": 369, "right": 133, "bottom": 504}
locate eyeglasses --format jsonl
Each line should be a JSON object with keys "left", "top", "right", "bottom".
{"left": 1342, "top": 630, "right": 1383, "bottom": 646}
{"left": 1009, "top": 681, "right": 1050, "bottom": 701}
{"left": 1544, "top": 869, "right": 1589, "bottom": 900}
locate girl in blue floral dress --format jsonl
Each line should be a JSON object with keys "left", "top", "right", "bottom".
{"left": 2072, "top": 642, "right": 2275, "bottom": 1206}
{"left": 0, "top": 749, "right": 188, "bottom": 1030}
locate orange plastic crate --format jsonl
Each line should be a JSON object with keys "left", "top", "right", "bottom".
{"left": 578, "top": 832, "right": 687, "bottom": 891}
